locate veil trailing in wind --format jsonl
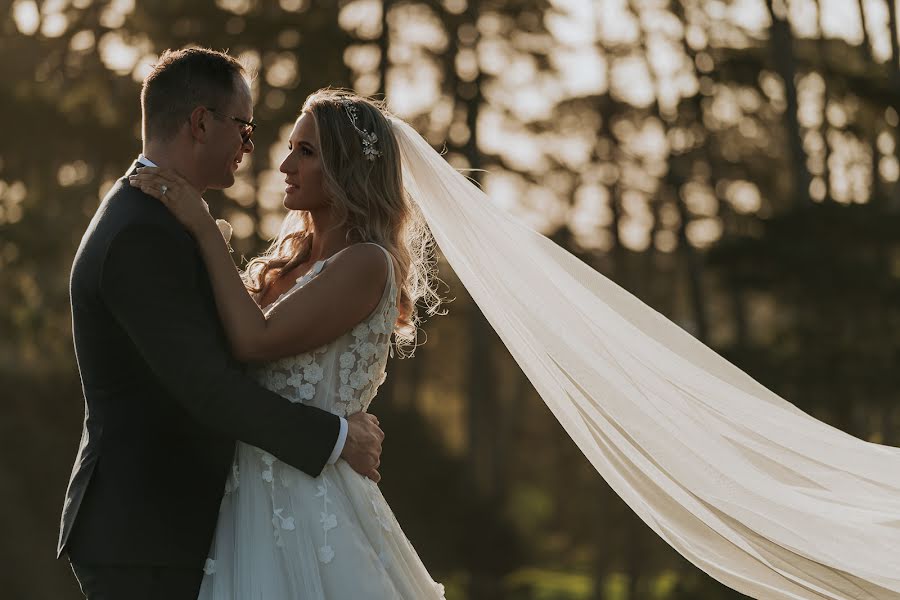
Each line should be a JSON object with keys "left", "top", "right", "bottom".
{"left": 388, "top": 115, "right": 900, "bottom": 600}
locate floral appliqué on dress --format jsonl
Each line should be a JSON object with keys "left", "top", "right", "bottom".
{"left": 210, "top": 246, "right": 400, "bottom": 569}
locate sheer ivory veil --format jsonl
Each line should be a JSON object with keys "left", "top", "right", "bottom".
{"left": 389, "top": 115, "right": 900, "bottom": 600}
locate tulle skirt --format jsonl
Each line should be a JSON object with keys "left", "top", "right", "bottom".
{"left": 197, "top": 442, "right": 445, "bottom": 600}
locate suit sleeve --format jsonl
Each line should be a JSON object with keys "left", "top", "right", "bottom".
{"left": 99, "top": 223, "right": 340, "bottom": 477}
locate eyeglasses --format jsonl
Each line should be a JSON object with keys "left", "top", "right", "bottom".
{"left": 206, "top": 107, "right": 257, "bottom": 144}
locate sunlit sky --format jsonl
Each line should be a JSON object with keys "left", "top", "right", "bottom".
{"left": 12, "top": 0, "right": 885, "bottom": 112}
{"left": 8, "top": 0, "right": 898, "bottom": 248}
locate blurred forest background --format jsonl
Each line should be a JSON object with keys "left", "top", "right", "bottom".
{"left": 3, "top": 0, "right": 900, "bottom": 598}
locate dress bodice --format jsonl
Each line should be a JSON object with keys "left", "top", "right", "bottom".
{"left": 249, "top": 243, "right": 398, "bottom": 418}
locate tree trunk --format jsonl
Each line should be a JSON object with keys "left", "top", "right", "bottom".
{"left": 446, "top": 2, "right": 502, "bottom": 597}
{"left": 765, "top": 0, "right": 813, "bottom": 207}
{"left": 629, "top": 0, "right": 709, "bottom": 342}
{"left": 857, "top": 0, "right": 873, "bottom": 62}
{"left": 885, "top": 0, "right": 900, "bottom": 209}
{"left": 815, "top": 0, "right": 834, "bottom": 202}
{"left": 870, "top": 132, "right": 882, "bottom": 206}
{"left": 673, "top": 182, "right": 710, "bottom": 342}
{"left": 598, "top": 94, "right": 627, "bottom": 287}
{"left": 451, "top": 1, "right": 492, "bottom": 499}
{"left": 887, "top": 0, "right": 900, "bottom": 77}
{"left": 378, "top": 0, "right": 391, "bottom": 97}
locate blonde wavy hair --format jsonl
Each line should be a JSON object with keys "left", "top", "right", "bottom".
{"left": 243, "top": 88, "right": 442, "bottom": 355}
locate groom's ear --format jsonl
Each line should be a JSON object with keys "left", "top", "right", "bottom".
{"left": 189, "top": 106, "right": 209, "bottom": 143}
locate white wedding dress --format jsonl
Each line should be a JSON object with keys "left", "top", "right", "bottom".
{"left": 197, "top": 242, "right": 446, "bottom": 599}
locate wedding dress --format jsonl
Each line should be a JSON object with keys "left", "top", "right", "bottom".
{"left": 197, "top": 242, "right": 445, "bottom": 600}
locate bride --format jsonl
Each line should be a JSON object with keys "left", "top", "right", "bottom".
{"left": 133, "top": 87, "right": 900, "bottom": 600}
{"left": 131, "top": 89, "right": 445, "bottom": 598}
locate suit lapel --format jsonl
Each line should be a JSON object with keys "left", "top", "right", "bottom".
{"left": 126, "top": 159, "right": 145, "bottom": 177}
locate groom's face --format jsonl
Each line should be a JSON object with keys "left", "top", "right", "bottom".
{"left": 201, "top": 76, "right": 254, "bottom": 190}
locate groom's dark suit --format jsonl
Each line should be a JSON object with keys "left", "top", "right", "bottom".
{"left": 59, "top": 161, "right": 341, "bottom": 597}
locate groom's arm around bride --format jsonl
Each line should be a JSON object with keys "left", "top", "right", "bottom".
{"left": 58, "top": 47, "right": 384, "bottom": 600}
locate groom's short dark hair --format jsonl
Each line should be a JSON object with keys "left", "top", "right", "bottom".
{"left": 141, "top": 47, "right": 246, "bottom": 142}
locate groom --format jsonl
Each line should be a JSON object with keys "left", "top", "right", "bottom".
{"left": 59, "top": 47, "right": 385, "bottom": 599}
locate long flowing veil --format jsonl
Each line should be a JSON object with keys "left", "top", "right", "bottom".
{"left": 389, "top": 115, "right": 900, "bottom": 600}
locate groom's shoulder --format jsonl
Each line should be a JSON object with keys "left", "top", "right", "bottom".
{"left": 104, "top": 175, "right": 177, "bottom": 226}
{"left": 100, "top": 175, "right": 191, "bottom": 244}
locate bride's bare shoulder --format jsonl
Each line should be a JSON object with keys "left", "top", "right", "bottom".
{"left": 330, "top": 242, "right": 388, "bottom": 276}
{"left": 328, "top": 243, "right": 390, "bottom": 290}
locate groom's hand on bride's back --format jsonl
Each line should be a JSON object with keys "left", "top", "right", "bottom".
{"left": 342, "top": 412, "right": 384, "bottom": 482}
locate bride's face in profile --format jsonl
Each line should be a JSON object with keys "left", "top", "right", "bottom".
{"left": 279, "top": 112, "right": 328, "bottom": 211}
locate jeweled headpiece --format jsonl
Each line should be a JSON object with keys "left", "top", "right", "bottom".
{"left": 339, "top": 97, "right": 382, "bottom": 161}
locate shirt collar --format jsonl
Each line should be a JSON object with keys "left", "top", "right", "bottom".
{"left": 137, "top": 153, "right": 158, "bottom": 167}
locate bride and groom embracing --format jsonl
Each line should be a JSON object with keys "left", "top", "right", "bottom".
{"left": 60, "top": 44, "right": 900, "bottom": 600}
{"left": 60, "top": 46, "right": 446, "bottom": 599}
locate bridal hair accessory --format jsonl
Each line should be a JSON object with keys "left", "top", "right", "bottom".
{"left": 339, "top": 97, "right": 381, "bottom": 161}
{"left": 160, "top": 184, "right": 168, "bottom": 196}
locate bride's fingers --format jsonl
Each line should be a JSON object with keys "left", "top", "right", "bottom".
{"left": 149, "top": 167, "right": 193, "bottom": 190}
{"left": 134, "top": 167, "right": 175, "bottom": 186}
{"left": 136, "top": 166, "right": 177, "bottom": 182}
{"left": 130, "top": 175, "right": 189, "bottom": 204}
{"left": 132, "top": 171, "right": 178, "bottom": 188}
{"left": 136, "top": 182, "right": 170, "bottom": 205}
{"left": 129, "top": 174, "right": 171, "bottom": 191}
{"left": 152, "top": 168, "right": 184, "bottom": 188}
{"left": 133, "top": 167, "right": 183, "bottom": 187}
{"left": 130, "top": 177, "right": 173, "bottom": 202}
{"left": 130, "top": 180, "right": 176, "bottom": 206}
{"left": 140, "top": 181, "right": 166, "bottom": 199}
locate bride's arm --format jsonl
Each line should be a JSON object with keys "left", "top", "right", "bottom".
{"left": 130, "top": 167, "right": 389, "bottom": 363}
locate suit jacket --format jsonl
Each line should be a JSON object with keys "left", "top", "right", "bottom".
{"left": 59, "top": 161, "right": 340, "bottom": 566}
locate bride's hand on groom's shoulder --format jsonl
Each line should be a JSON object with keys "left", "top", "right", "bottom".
{"left": 129, "top": 167, "right": 214, "bottom": 238}
{"left": 342, "top": 412, "right": 384, "bottom": 483}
